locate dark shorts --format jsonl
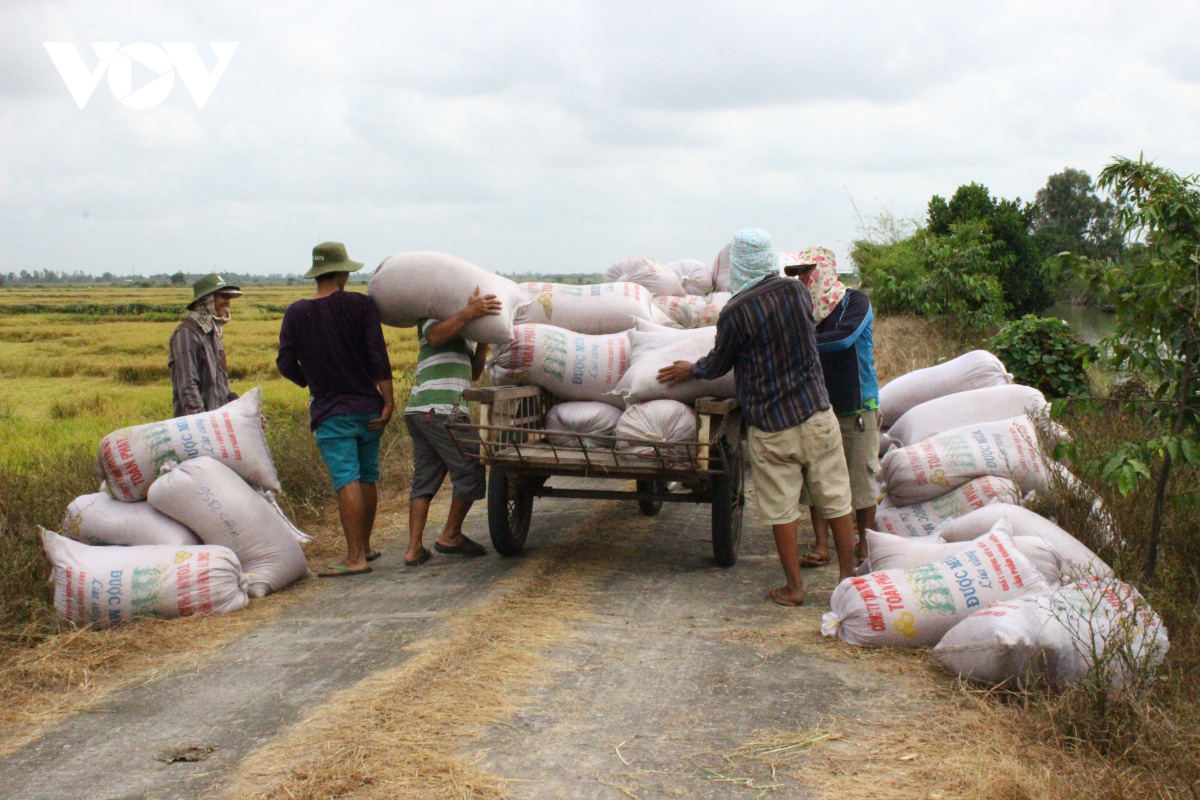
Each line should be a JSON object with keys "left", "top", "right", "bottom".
{"left": 315, "top": 413, "right": 382, "bottom": 492}
{"left": 404, "top": 412, "right": 486, "bottom": 503}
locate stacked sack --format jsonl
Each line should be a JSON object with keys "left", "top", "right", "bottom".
{"left": 824, "top": 351, "right": 1168, "bottom": 690}
{"left": 46, "top": 389, "right": 311, "bottom": 628}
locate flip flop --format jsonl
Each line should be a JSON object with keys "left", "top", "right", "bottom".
{"left": 433, "top": 536, "right": 487, "bottom": 557}
{"left": 317, "top": 564, "right": 372, "bottom": 578}
{"left": 405, "top": 547, "right": 432, "bottom": 567}
{"left": 367, "top": 550, "right": 382, "bottom": 562}
{"left": 799, "top": 551, "right": 831, "bottom": 568}
{"left": 768, "top": 587, "right": 805, "bottom": 607}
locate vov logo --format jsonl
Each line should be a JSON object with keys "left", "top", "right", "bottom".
{"left": 43, "top": 42, "right": 238, "bottom": 110}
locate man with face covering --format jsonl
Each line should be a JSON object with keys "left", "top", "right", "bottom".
{"left": 169, "top": 273, "right": 243, "bottom": 417}
{"left": 658, "top": 229, "right": 858, "bottom": 606}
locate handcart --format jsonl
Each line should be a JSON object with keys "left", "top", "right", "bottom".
{"left": 447, "top": 386, "right": 746, "bottom": 566}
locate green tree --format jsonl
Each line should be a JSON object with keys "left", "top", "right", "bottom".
{"left": 1033, "top": 168, "right": 1124, "bottom": 263}
{"left": 169, "top": 271, "right": 187, "bottom": 286}
{"left": 928, "top": 182, "right": 1048, "bottom": 317}
{"left": 1062, "top": 156, "right": 1200, "bottom": 581}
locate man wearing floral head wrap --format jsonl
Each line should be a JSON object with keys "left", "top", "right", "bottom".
{"left": 781, "top": 248, "right": 880, "bottom": 568}
{"left": 658, "top": 229, "right": 859, "bottom": 606}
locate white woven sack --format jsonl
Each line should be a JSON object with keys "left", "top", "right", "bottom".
{"left": 98, "top": 387, "right": 279, "bottom": 502}
{"left": 64, "top": 492, "right": 200, "bottom": 547}
{"left": 691, "top": 292, "right": 732, "bottom": 328}
{"left": 934, "top": 503, "right": 1111, "bottom": 580}
{"left": 879, "top": 350, "right": 1014, "bottom": 427}
{"left": 604, "top": 256, "right": 685, "bottom": 297}
{"left": 863, "top": 529, "right": 1063, "bottom": 585}
{"left": 615, "top": 399, "right": 698, "bottom": 461}
{"left": 652, "top": 295, "right": 709, "bottom": 328}
{"left": 821, "top": 519, "right": 1049, "bottom": 647}
{"left": 880, "top": 415, "right": 1051, "bottom": 506}
{"left": 489, "top": 324, "right": 630, "bottom": 407}
{"left": 934, "top": 577, "right": 1169, "bottom": 687}
{"left": 517, "top": 282, "right": 669, "bottom": 334}
{"left": 544, "top": 401, "right": 624, "bottom": 448}
{"left": 712, "top": 243, "right": 732, "bottom": 292}
{"left": 368, "top": 251, "right": 529, "bottom": 343}
{"left": 147, "top": 457, "right": 309, "bottom": 598}
{"left": 884, "top": 384, "right": 1048, "bottom": 453}
{"left": 873, "top": 476, "right": 1024, "bottom": 537}
{"left": 634, "top": 318, "right": 682, "bottom": 333}
{"left": 42, "top": 528, "right": 249, "bottom": 627}
{"left": 611, "top": 328, "right": 736, "bottom": 404}
{"left": 663, "top": 259, "right": 714, "bottom": 296}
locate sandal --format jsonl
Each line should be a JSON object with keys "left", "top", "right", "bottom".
{"left": 799, "top": 551, "right": 831, "bottom": 568}
{"left": 768, "top": 586, "right": 805, "bottom": 607}
{"left": 433, "top": 536, "right": 487, "bottom": 557}
{"left": 317, "top": 564, "right": 372, "bottom": 578}
{"left": 405, "top": 547, "right": 432, "bottom": 567}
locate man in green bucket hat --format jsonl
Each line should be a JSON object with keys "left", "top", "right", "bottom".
{"left": 168, "top": 273, "right": 245, "bottom": 417}
{"left": 277, "top": 242, "right": 395, "bottom": 578}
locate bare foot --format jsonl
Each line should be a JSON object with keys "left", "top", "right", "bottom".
{"left": 768, "top": 586, "right": 806, "bottom": 607}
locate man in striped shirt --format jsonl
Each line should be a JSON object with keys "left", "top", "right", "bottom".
{"left": 403, "top": 288, "right": 501, "bottom": 566}
{"left": 658, "top": 229, "right": 857, "bottom": 606}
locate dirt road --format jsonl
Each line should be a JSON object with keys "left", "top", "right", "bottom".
{"left": 0, "top": 479, "right": 908, "bottom": 799}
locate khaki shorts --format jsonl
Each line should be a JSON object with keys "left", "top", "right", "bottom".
{"left": 747, "top": 408, "right": 853, "bottom": 525}
{"left": 801, "top": 409, "right": 881, "bottom": 511}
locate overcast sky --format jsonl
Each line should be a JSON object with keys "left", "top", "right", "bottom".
{"left": 3, "top": 0, "right": 1198, "bottom": 277}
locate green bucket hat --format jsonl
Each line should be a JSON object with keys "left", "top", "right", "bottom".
{"left": 305, "top": 241, "right": 364, "bottom": 279}
{"left": 188, "top": 273, "right": 243, "bottom": 308}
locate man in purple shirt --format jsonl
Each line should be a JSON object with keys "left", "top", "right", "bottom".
{"left": 277, "top": 242, "right": 395, "bottom": 578}
{"left": 658, "top": 229, "right": 857, "bottom": 607}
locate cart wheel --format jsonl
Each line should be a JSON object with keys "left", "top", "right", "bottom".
{"left": 487, "top": 468, "right": 533, "bottom": 556}
{"left": 636, "top": 480, "right": 664, "bottom": 516}
{"left": 711, "top": 438, "right": 745, "bottom": 567}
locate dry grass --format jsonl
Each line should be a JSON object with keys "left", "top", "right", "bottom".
{"left": 230, "top": 504, "right": 655, "bottom": 800}
{"left": 872, "top": 314, "right": 985, "bottom": 388}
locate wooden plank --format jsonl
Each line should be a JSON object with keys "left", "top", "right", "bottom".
{"left": 695, "top": 396, "right": 738, "bottom": 415}
{"left": 697, "top": 414, "right": 711, "bottom": 471}
{"left": 462, "top": 385, "right": 544, "bottom": 404}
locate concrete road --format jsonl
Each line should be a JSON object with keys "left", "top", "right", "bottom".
{"left": 0, "top": 478, "right": 884, "bottom": 800}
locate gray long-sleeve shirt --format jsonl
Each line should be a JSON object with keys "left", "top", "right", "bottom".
{"left": 168, "top": 316, "right": 237, "bottom": 417}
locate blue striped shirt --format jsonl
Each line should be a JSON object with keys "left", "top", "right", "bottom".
{"left": 692, "top": 275, "right": 830, "bottom": 432}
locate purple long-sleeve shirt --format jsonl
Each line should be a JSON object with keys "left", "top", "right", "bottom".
{"left": 276, "top": 290, "right": 393, "bottom": 430}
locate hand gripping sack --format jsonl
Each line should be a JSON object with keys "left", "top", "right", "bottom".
{"left": 821, "top": 520, "right": 1050, "bottom": 647}
{"left": 64, "top": 493, "right": 201, "bottom": 547}
{"left": 873, "top": 476, "right": 1023, "bottom": 537}
{"left": 517, "top": 282, "right": 669, "bottom": 334}
{"left": 604, "top": 256, "right": 685, "bottom": 297}
{"left": 880, "top": 415, "right": 1052, "bottom": 506}
{"left": 879, "top": 350, "right": 1014, "bottom": 427}
{"left": 612, "top": 328, "right": 736, "bottom": 404}
{"left": 934, "top": 503, "right": 1112, "bottom": 580}
{"left": 147, "top": 458, "right": 309, "bottom": 598}
{"left": 544, "top": 401, "right": 624, "bottom": 448}
{"left": 615, "top": 399, "right": 698, "bottom": 461}
{"left": 934, "top": 577, "right": 1168, "bottom": 687}
{"left": 712, "top": 242, "right": 732, "bottom": 292}
{"left": 863, "top": 529, "right": 1063, "bottom": 586}
{"left": 652, "top": 295, "right": 710, "bottom": 328}
{"left": 488, "top": 324, "right": 630, "bottom": 407}
{"left": 97, "top": 387, "right": 279, "bottom": 502}
{"left": 42, "top": 528, "right": 249, "bottom": 627}
{"left": 884, "top": 384, "right": 1048, "bottom": 452}
{"left": 663, "top": 259, "right": 714, "bottom": 296}
{"left": 369, "top": 251, "right": 529, "bottom": 343}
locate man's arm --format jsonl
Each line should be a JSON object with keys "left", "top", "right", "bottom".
{"left": 275, "top": 311, "right": 308, "bottom": 388}
{"left": 815, "top": 292, "right": 872, "bottom": 353}
{"left": 169, "top": 327, "right": 207, "bottom": 415}
{"left": 426, "top": 287, "right": 502, "bottom": 346}
{"left": 368, "top": 379, "right": 395, "bottom": 432}
{"left": 471, "top": 342, "right": 489, "bottom": 382}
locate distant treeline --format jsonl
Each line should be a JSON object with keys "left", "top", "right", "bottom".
{"left": 499, "top": 272, "right": 605, "bottom": 285}
{"left": 0, "top": 270, "right": 371, "bottom": 288}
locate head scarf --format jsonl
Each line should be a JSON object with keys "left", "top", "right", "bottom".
{"left": 728, "top": 228, "right": 777, "bottom": 295}
{"left": 186, "top": 294, "right": 231, "bottom": 338}
{"left": 798, "top": 246, "right": 847, "bottom": 323}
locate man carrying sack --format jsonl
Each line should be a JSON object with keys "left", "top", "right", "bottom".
{"left": 169, "top": 273, "right": 244, "bottom": 417}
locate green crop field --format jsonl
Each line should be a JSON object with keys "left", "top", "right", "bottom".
{"left": 0, "top": 285, "right": 420, "bottom": 636}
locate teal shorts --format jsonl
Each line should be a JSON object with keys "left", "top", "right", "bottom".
{"left": 315, "top": 413, "right": 382, "bottom": 491}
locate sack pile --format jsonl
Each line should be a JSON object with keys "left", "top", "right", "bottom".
{"left": 831, "top": 350, "right": 1167, "bottom": 690}
{"left": 47, "top": 391, "right": 311, "bottom": 627}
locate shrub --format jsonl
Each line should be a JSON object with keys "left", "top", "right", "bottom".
{"left": 989, "top": 315, "right": 1093, "bottom": 398}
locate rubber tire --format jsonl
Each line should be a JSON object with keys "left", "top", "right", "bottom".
{"left": 487, "top": 468, "right": 533, "bottom": 556}
{"left": 711, "top": 438, "right": 745, "bottom": 568}
{"left": 636, "top": 479, "right": 664, "bottom": 517}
